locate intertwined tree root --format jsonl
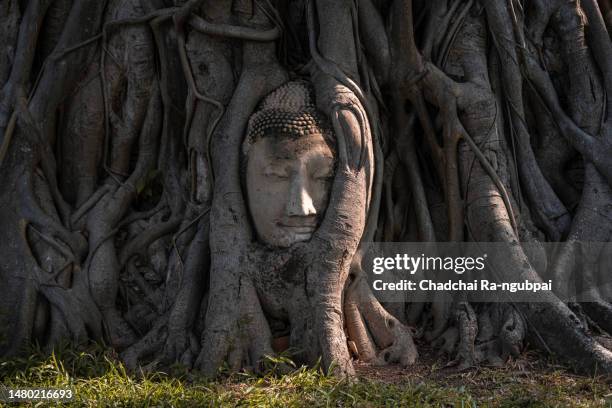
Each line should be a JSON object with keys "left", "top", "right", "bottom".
{"left": 1, "top": 0, "right": 612, "bottom": 379}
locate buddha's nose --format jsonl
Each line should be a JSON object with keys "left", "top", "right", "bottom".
{"left": 286, "top": 175, "right": 317, "bottom": 217}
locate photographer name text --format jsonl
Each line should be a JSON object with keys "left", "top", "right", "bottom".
{"left": 372, "top": 279, "right": 553, "bottom": 293}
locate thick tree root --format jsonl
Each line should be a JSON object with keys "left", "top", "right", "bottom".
{"left": 345, "top": 272, "right": 417, "bottom": 368}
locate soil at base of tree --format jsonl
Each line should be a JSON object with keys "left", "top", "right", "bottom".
{"left": 354, "top": 346, "right": 612, "bottom": 405}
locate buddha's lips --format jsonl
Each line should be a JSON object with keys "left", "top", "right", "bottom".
{"left": 276, "top": 220, "right": 317, "bottom": 234}
{"left": 277, "top": 225, "right": 316, "bottom": 234}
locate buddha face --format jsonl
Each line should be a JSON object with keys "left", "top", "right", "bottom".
{"left": 246, "top": 132, "right": 335, "bottom": 247}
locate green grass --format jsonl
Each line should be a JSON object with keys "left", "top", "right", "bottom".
{"left": 0, "top": 344, "right": 610, "bottom": 407}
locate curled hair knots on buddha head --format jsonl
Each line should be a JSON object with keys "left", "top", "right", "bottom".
{"left": 242, "top": 80, "right": 336, "bottom": 158}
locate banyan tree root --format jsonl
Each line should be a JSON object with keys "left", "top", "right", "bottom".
{"left": 3, "top": 0, "right": 612, "bottom": 381}
{"left": 452, "top": 3, "right": 612, "bottom": 374}
{"left": 381, "top": 0, "right": 612, "bottom": 375}
{"left": 193, "top": 0, "right": 291, "bottom": 376}
{"left": 343, "top": 270, "right": 418, "bottom": 367}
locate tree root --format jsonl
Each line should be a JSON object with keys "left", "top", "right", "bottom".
{"left": 345, "top": 271, "right": 417, "bottom": 368}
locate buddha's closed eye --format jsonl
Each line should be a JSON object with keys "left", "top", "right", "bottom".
{"left": 312, "top": 165, "right": 334, "bottom": 181}
{"left": 263, "top": 167, "right": 289, "bottom": 179}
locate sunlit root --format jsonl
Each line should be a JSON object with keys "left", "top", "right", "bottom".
{"left": 344, "top": 272, "right": 418, "bottom": 368}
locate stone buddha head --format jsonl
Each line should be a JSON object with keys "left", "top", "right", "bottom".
{"left": 243, "top": 80, "right": 336, "bottom": 248}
